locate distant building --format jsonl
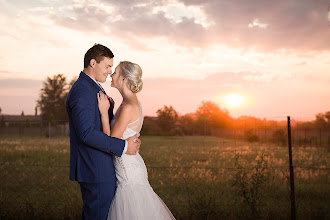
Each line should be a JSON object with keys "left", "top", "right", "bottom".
{"left": 1, "top": 114, "right": 42, "bottom": 127}
{"left": 144, "top": 116, "right": 157, "bottom": 121}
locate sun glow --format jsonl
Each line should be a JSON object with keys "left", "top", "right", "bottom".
{"left": 222, "top": 94, "right": 245, "bottom": 109}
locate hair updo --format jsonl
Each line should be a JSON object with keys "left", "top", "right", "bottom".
{"left": 118, "top": 61, "right": 143, "bottom": 93}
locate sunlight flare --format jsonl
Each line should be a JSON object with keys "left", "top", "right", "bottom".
{"left": 224, "top": 94, "right": 245, "bottom": 108}
{"left": 215, "top": 93, "right": 247, "bottom": 110}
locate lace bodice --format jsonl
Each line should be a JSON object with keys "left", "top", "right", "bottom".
{"left": 110, "top": 102, "right": 148, "bottom": 187}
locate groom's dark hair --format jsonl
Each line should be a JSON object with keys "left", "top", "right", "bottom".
{"left": 84, "top": 44, "right": 114, "bottom": 68}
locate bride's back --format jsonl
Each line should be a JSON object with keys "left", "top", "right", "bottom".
{"left": 112, "top": 101, "right": 143, "bottom": 140}
{"left": 127, "top": 101, "right": 143, "bottom": 133}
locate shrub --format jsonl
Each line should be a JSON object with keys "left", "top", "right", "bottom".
{"left": 231, "top": 153, "right": 269, "bottom": 219}
{"left": 272, "top": 129, "right": 287, "bottom": 146}
{"left": 244, "top": 130, "right": 259, "bottom": 142}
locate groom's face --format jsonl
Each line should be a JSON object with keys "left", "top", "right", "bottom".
{"left": 94, "top": 57, "right": 113, "bottom": 83}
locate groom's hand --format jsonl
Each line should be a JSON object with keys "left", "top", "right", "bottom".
{"left": 126, "top": 133, "right": 141, "bottom": 155}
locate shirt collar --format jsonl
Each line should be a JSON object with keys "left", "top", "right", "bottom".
{"left": 83, "top": 72, "right": 105, "bottom": 92}
{"left": 85, "top": 72, "right": 100, "bottom": 85}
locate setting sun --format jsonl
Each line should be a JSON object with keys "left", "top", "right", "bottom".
{"left": 223, "top": 94, "right": 245, "bottom": 109}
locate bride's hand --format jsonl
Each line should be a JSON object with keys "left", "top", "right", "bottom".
{"left": 97, "top": 92, "right": 110, "bottom": 115}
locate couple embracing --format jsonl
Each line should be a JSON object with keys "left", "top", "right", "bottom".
{"left": 66, "top": 44, "right": 175, "bottom": 220}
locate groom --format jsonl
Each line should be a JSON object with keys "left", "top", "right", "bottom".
{"left": 66, "top": 44, "right": 141, "bottom": 220}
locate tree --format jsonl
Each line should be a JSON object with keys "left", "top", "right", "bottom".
{"left": 315, "top": 113, "right": 328, "bottom": 129}
{"left": 0, "top": 106, "right": 2, "bottom": 115}
{"left": 21, "top": 111, "right": 24, "bottom": 116}
{"left": 195, "top": 101, "right": 232, "bottom": 134}
{"left": 324, "top": 111, "right": 330, "bottom": 124}
{"left": 156, "top": 105, "right": 178, "bottom": 134}
{"left": 179, "top": 114, "right": 195, "bottom": 135}
{"left": 37, "top": 74, "right": 68, "bottom": 124}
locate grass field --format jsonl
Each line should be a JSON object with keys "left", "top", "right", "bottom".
{"left": 0, "top": 135, "right": 329, "bottom": 219}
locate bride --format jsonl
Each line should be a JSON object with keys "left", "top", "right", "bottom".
{"left": 97, "top": 61, "right": 175, "bottom": 220}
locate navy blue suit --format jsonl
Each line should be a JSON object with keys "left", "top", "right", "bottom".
{"left": 66, "top": 72, "right": 125, "bottom": 219}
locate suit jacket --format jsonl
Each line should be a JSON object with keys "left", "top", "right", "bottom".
{"left": 66, "top": 71, "right": 125, "bottom": 183}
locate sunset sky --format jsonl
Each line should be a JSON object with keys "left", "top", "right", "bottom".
{"left": 0, "top": 0, "right": 329, "bottom": 120}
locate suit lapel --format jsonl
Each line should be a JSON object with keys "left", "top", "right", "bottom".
{"left": 80, "top": 72, "right": 104, "bottom": 92}
{"left": 79, "top": 71, "right": 113, "bottom": 119}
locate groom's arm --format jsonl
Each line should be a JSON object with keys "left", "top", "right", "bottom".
{"left": 68, "top": 86, "right": 126, "bottom": 156}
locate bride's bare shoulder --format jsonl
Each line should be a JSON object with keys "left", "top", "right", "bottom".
{"left": 120, "top": 102, "right": 134, "bottom": 113}
{"left": 120, "top": 101, "right": 140, "bottom": 122}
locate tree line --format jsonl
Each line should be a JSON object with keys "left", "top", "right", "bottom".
{"left": 145, "top": 102, "right": 330, "bottom": 136}
{"left": 35, "top": 74, "right": 330, "bottom": 138}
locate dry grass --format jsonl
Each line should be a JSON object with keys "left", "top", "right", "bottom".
{"left": 0, "top": 135, "right": 329, "bottom": 219}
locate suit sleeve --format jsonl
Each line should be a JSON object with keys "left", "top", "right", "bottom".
{"left": 68, "top": 85, "right": 125, "bottom": 157}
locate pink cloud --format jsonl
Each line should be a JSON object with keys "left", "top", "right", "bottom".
{"left": 46, "top": 0, "right": 330, "bottom": 52}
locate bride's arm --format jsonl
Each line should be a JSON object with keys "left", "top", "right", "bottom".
{"left": 110, "top": 104, "right": 134, "bottom": 139}
{"left": 98, "top": 93, "right": 141, "bottom": 155}
{"left": 97, "top": 92, "right": 111, "bottom": 136}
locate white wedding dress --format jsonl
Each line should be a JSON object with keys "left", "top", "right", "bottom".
{"left": 108, "top": 102, "right": 175, "bottom": 220}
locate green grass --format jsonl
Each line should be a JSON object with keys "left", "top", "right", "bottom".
{"left": 0, "top": 136, "right": 329, "bottom": 219}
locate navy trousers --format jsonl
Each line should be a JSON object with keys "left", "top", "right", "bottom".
{"left": 79, "top": 182, "right": 116, "bottom": 220}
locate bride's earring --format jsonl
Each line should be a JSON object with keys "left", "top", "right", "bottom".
{"left": 120, "top": 78, "right": 125, "bottom": 87}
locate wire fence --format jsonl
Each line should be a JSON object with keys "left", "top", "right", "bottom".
{"left": 0, "top": 117, "right": 329, "bottom": 219}
{"left": 1, "top": 118, "right": 330, "bottom": 149}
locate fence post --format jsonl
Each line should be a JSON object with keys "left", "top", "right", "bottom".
{"left": 287, "top": 116, "right": 296, "bottom": 220}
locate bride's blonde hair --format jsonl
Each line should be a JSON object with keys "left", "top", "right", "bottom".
{"left": 119, "top": 61, "right": 143, "bottom": 93}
